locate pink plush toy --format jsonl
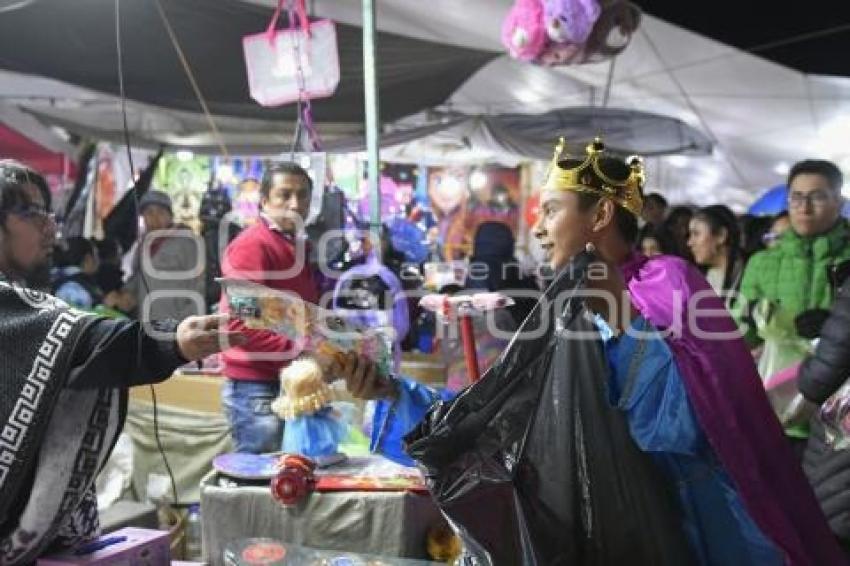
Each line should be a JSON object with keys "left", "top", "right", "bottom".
{"left": 543, "top": 0, "right": 601, "bottom": 44}
{"left": 501, "top": 0, "right": 547, "bottom": 61}
{"left": 502, "top": 0, "right": 641, "bottom": 66}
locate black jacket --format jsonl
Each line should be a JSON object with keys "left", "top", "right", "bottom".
{"left": 2, "top": 313, "right": 187, "bottom": 540}
{"left": 798, "top": 263, "right": 850, "bottom": 543}
{"left": 799, "top": 276, "right": 850, "bottom": 404}
{"left": 803, "top": 417, "right": 850, "bottom": 541}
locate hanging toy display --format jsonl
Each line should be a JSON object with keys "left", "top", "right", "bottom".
{"left": 271, "top": 358, "right": 349, "bottom": 464}
{"left": 242, "top": 0, "right": 340, "bottom": 107}
{"left": 500, "top": 0, "right": 548, "bottom": 61}
{"left": 501, "top": 0, "right": 641, "bottom": 66}
{"left": 544, "top": 0, "right": 600, "bottom": 44}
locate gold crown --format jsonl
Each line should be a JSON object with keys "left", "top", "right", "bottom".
{"left": 543, "top": 137, "right": 645, "bottom": 217}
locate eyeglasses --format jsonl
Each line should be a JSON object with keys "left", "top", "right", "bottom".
{"left": 8, "top": 203, "right": 55, "bottom": 224}
{"left": 788, "top": 190, "right": 834, "bottom": 208}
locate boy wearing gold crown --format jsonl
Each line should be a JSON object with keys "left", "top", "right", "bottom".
{"left": 334, "top": 139, "right": 844, "bottom": 565}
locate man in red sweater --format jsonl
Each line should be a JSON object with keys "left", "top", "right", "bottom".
{"left": 220, "top": 162, "right": 319, "bottom": 453}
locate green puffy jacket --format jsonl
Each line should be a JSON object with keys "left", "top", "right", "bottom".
{"left": 735, "top": 220, "right": 850, "bottom": 436}
{"left": 738, "top": 220, "right": 850, "bottom": 360}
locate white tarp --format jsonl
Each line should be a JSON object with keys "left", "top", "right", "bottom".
{"left": 4, "top": 0, "right": 850, "bottom": 210}
{"left": 252, "top": 0, "right": 850, "bottom": 209}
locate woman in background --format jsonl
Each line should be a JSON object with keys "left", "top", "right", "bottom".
{"left": 687, "top": 204, "right": 744, "bottom": 298}
{"left": 659, "top": 205, "right": 694, "bottom": 261}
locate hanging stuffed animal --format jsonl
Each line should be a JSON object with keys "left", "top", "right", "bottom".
{"left": 539, "top": 0, "right": 641, "bottom": 66}
{"left": 502, "top": 0, "right": 640, "bottom": 66}
{"left": 500, "top": 0, "right": 547, "bottom": 61}
{"left": 271, "top": 357, "right": 349, "bottom": 463}
{"left": 538, "top": 42, "right": 585, "bottom": 66}
{"left": 543, "top": 0, "right": 601, "bottom": 44}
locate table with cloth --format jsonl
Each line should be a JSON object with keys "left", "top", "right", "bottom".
{"left": 199, "top": 455, "right": 443, "bottom": 565}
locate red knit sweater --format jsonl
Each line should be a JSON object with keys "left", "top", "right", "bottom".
{"left": 220, "top": 219, "right": 319, "bottom": 381}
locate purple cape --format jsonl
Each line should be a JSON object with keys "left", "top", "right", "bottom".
{"left": 622, "top": 253, "right": 845, "bottom": 565}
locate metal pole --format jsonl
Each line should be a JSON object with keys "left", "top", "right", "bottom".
{"left": 362, "top": 0, "right": 381, "bottom": 250}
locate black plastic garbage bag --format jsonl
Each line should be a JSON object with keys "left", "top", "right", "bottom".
{"left": 405, "top": 252, "right": 693, "bottom": 565}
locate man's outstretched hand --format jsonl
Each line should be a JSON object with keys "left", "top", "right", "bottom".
{"left": 176, "top": 314, "right": 247, "bottom": 361}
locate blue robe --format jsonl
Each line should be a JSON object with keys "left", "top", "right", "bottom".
{"left": 372, "top": 315, "right": 783, "bottom": 565}
{"left": 601, "top": 316, "right": 782, "bottom": 565}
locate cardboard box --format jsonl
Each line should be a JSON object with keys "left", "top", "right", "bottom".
{"left": 37, "top": 527, "right": 170, "bottom": 565}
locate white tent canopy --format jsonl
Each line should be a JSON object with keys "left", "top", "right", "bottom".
{"left": 253, "top": 0, "right": 850, "bottom": 210}
{"left": 3, "top": 0, "right": 850, "bottom": 211}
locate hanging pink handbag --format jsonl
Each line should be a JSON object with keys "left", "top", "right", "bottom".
{"left": 242, "top": 0, "right": 340, "bottom": 107}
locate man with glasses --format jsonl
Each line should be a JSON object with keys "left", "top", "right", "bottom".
{"left": 735, "top": 159, "right": 850, "bottom": 440}
{"left": 0, "top": 159, "right": 56, "bottom": 289}
{"left": 0, "top": 160, "right": 245, "bottom": 562}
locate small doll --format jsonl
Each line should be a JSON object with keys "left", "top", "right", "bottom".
{"left": 271, "top": 357, "right": 349, "bottom": 464}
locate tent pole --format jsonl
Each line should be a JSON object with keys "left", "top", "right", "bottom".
{"left": 363, "top": 0, "right": 381, "bottom": 248}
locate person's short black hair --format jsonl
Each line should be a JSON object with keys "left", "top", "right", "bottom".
{"left": 694, "top": 205, "right": 740, "bottom": 249}
{"left": 260, "top": 162, "right": 313, "bottom": 200}
{"left": 563, "top": 156, "right": 640, "bottom": 245}
{"left": 644, "top": 192, "right": 668, "bottom": 208}
{"left": 788, "top": 159, "right": 843, "bottom": 193}
{"left": 56, "top": 237, "right": 96, "bottom": 268}
{"left": 738, "top": 214, "right": 772, "bottom": 258}
{"left": 95, "top": 238, "right": 122, "bottom": 263}
{"left": 0, "top": 160, "right": 51, "bottom": 226}
{"left": 576, "top": 192, "right": 640, "bottom": 246}
{"left": 666, "top": 205, "right": 694, "bottom": 224}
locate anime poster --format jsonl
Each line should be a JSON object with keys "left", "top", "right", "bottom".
{"left": 94, "top": 148, "right": 117, "bottom": 225}
{"left": 349, "top": 162, "right": 430, "bottom": 263}
{"left": 427, "top": 165, "right": 520, "bottom": 261}
{"left": 328, "top": 153, "right": 360, "bottom": 200}
{"left": 63, "top": 143, "right": 144, "bottom": 239}
{"left": 355, "top": 163, "right": 417, "bottom": 223}
{"left": 154, "top": 153, "right": 212, "bottom": 232}
{"left": 214, "top": 157, "right": 265, "bottom": 227}
{"left": 233, "top": 178, "right": 262, "bottom": 227}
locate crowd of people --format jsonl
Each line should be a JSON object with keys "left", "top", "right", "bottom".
{"left": 2, "top": 145, "right": 850, "bottom": 563}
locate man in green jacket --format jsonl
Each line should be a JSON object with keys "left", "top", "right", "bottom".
{"left": 736, "top": 159, "right": 850, "bottom": 436}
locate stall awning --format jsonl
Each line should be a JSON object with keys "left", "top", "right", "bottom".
{"left": 0, "top": 122, "right": 75, "bottom": 178}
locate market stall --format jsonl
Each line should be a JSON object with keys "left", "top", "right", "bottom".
{"left": 201, "top": 456, "right": 442, "bottom": 563}
{"left": 6, "top": 0, "right": 848, "bottom": 562}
